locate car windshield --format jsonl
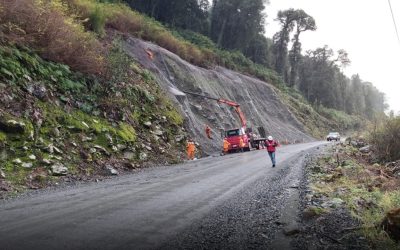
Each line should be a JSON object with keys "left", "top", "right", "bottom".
{"left": 226, "top": 129, "right": 240, "bottom": 137}
{"left": 329, "top": 132, "right": 339, "bottom": 136}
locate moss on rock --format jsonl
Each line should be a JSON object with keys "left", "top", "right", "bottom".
{"left": 117, "top": 123, "right": 136, "bottom": 142}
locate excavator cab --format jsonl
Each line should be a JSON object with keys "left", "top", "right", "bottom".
{"left": 224, "top": 127, "right": 250, "bottom": 152}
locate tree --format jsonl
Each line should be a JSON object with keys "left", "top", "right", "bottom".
{"left": 298, "top": 46, "right": 355, "bottom": 110}
{"left": 126, "top": 0, "right": 210, "bottom": 34}
{"left": 288, "top": 9, "right": 316, "bottom": 87}
{"left": 210, "top": 0, "right": 267, "bottom": 51}
{"left": 243, "top": 35, "right": 272, "bottom": 66}
{"left": 272, "top": 9, "right": 297, "bottom": 80}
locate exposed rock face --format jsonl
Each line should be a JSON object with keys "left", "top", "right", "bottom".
{"left": 124, "top": 38, "right": 314, "bottom": 154}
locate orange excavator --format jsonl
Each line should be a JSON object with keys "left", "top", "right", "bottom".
{"left": 183, "top": 91, "right": 253, "bottom": 153}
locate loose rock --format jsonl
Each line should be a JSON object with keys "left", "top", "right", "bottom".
{"left": 0, "top": 119, "right": 26, "bottom": 133}
{"left": 123, "top": 151, "right": 135, "bottom": 160}
{"left": 22, "top": 162, "right": 33, "bottom": 168}
{"left": 139, "top": 152, "right": 148, "bottom": 160}
{"left": 359, "top": 145, "right": 370, "bottom": 153}
{"left": 51, "top": 163, "right": 68, "bottom": 176}
{"left": 13, "top": 158, "right": 22, "bottom": 164}
{"left": 106, "top": 165, "right": 119, "bottom": 175}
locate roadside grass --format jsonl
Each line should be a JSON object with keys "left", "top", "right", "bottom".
{"left": 309, "top": 145, "right": 400, "bottom": 248}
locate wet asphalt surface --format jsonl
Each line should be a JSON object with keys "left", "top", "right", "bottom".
{"left": 0, "top": 141, "right": 327, "bottom": 250}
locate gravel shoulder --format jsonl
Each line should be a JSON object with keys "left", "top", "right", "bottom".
{"left": 292, "top": 144, "right": 371, "bottom": 250}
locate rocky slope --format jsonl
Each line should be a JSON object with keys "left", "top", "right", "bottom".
{"left": 0, "top": 44, "right": 187, "bottom": 197}
{"left": 124, "top": 38, "right": 314, "bottom": 155}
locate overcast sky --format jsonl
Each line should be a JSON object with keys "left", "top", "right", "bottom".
{"left": 263, "top": 0, "right": 400, "bottom": 113}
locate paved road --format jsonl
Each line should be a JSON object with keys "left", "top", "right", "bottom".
{"left": 0, "top": 141, "right": 327, "bottom": 250}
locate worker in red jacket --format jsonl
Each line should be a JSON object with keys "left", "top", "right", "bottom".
{"left": 265, "top": 135, "right": 278, "bottom": 167}
{"left": 205, "top": 124, "right": 212, "bottom": 139}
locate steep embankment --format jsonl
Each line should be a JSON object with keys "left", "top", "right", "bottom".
{"left": 124, "top": 38, "right": 314, "bottom": 154}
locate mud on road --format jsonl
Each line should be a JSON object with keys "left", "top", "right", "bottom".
{"left": 0, "top": 142, "right": 327, "bottom": 250}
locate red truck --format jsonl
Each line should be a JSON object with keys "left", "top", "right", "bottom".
{"left": 183, "top": 91, "right": 265, "bottom": 153}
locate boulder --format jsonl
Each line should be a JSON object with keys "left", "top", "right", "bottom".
{"left": 144, "top": 121, "right": 152, "bottom": 127}
{"left": 359, "top": 145, "right": 370, "bottom": 154}
{"left": 139, "top": 152, "right": 148, "bottom": 161}
{"left": 106, "top": 165, "right": 119, "bottom": 175}
{"left": 27, "top": 83, "right": 47, "bottom": 100}
{"left": 93, "top": 145, "right": 110, "bottom": 156}
{"left": 28, "top": 154, "right": 36, "bottom": 160}
{"left": 45, "top": 144, "right": 54, "bottom": 154}
{"left": 51, "top": 163, "right": 68, "bottom": 176}
{"left": 175, "top": 135, "right": 185, "bottom": 142}
{"left": 0, "top": 119, "right": 26, "bottom": 133}
{"left": 41, "top": 158, "right": 52, "bottom": 165}
{"left": 321, "top": 198, "right": 344, "bottom": 208}
{"left": 81, "top": 136, "right": 93, "bottom": 142}
{"left": 105, "top": 133, "right": 113, "bottom": 144}
{"left": 283, "top": 225, "right": 301, "bottom": 236}
{"left": 12, "top": 158, "right": 22, "bottom": 164}
{"left": 52, "top": 127, "right": 60, "bottom": 137}
{"left": 22, "top": 162, "right": 33, "bottom": 168}
{"left": 191, "top": 104, "right": 203, "bottom": 111}
{"left": 117, "top": 144, "right": 127, "bottom": 151}
{"left": 152, "top": 129, "right": 163, "bottom": 136}
{"left": 0, "top": 170, "right": 5, "bottom": 179}
{"left": 123, "top": 151, "right": 135, "bottom": 160}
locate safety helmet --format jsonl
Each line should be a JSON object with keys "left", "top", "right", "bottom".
{"left": 267, "top": 136, "right": 273, "bottom": 140}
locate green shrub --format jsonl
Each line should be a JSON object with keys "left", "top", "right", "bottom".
{"left": 89, "top": 6, "right": 106, "bottom": 35}
{"left": 173, "top": 29, "right": 216, "bottom": 50}
{"left": 0, "top": 46, "right": 86, "bottom": 92}
{"left": 369, "top": 116, "right": 400, "bottom": 161}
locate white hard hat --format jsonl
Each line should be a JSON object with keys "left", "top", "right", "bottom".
{"left": 268, "top": 136, "right": 273, "bottom": 140}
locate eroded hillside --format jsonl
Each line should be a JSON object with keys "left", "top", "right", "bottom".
{"left": 124, "top": 38, "right": 314, "bottom": 154}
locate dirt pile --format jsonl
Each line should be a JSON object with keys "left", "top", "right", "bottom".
{"left": 124, "top": 38, "right": 314, "bottom": 155}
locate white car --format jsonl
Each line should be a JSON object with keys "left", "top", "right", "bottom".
{"left": 327, "top": 132, "right": 340, "bottom": 141}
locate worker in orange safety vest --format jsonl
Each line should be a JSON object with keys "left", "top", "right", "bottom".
{"left": 205, "top": 124, "right": 212, "bottom": 139}
{"left": 239, "top": 137, "right": 245, "bottom": 152}
{"left": 186, "top": 138, "right": 196, "bottom": 160}
{"left": 223, "top": 138, "right": 230, "bottom": 154}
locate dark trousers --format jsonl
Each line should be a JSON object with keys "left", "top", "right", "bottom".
{"left": 268, "top": 151, "right": 276, "bottom": 166}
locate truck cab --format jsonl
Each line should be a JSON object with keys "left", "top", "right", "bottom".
{"left": 225, "top": 127, "right": 250, "bottom": 152}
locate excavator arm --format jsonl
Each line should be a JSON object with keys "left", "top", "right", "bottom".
{"left": 182, "top": 90, "right": 247, "bottom": 129}
{"left": 217, "top": 99, "right": 246, "bottom": 129}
